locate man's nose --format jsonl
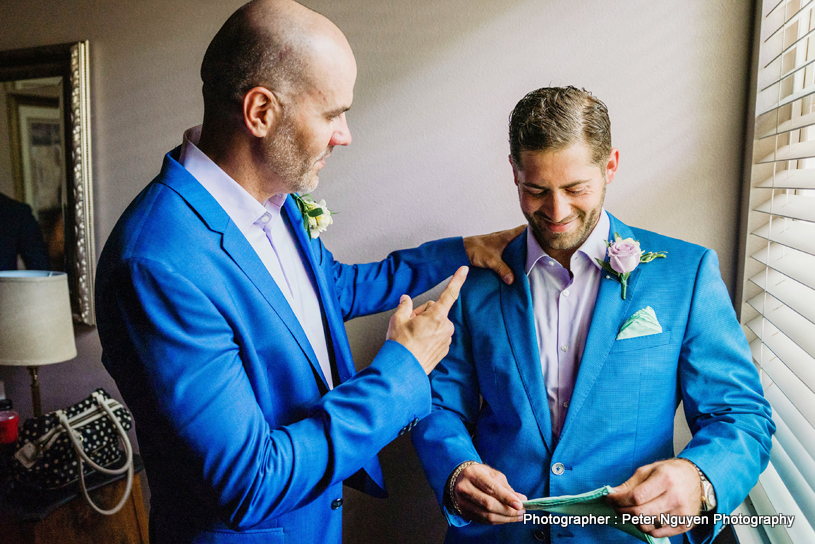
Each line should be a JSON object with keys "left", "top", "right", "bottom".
{"left": 544, "top": 193, "right": 571, "bottom": 223}
{"left": 329, "top": 112, "right": 351, "bottom": 147}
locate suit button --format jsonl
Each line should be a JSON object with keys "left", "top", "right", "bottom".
{"left": 551, "top": 462, "right": 565, "bottom": 475}
{"left": 331, "top": 498, "right": 343, "bottom": 510}
{"left": 533, "top": 529, "right": 548, "bottom": 542}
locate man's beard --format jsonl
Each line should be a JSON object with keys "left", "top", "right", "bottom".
{"left": 267, "top": 118, "right": 325, "bottom": 194}
{"left": 526, "top": 182, "right": 605, "bottom": 254}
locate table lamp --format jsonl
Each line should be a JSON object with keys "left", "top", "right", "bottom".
{"left": 0, "top": 271, "right": 77, "bottom": 418}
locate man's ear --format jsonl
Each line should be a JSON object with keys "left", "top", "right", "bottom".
{"left": 605, "top": 148, "right": 620, "bottom": 185}
{"left": 243, "top": 86, "right": 281, "bottom": 138}
{"left": 509, "top": 154, "right": 520, "bottom": 186}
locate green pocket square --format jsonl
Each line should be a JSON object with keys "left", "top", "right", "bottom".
{"left": 616, "top": 306, "right": 662, "bottom": 340}
{"left": 523, "top": 486, "right": 669, "bottom": 544}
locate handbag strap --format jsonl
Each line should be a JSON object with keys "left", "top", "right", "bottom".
{"left": 58, "top": 391, "right": 134, "bottom": 515}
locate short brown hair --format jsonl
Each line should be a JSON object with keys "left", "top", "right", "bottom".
{"left": 509, "top": 86, "right": 611, "bottom": 169}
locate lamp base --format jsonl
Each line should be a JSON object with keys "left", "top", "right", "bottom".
{"left": 27, "top": 366, "right": 42, "bottom": 418}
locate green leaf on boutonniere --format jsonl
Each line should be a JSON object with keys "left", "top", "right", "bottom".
{"left": 640, "top": 251, "right": 668, "bottom": 263}
{"left": 595, "top": 259, "right": 619, "bottom": 277}
{"left": 293, "top": 193, "right": 334, "bottom": 238}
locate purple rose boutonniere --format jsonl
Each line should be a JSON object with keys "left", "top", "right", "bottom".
{"left": 596, "top": 233, "right": 667, "bottom": 299}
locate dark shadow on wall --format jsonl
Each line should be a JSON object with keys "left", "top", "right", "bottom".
{"left": 343, "top": 434, "right": 447, "bottom": 544}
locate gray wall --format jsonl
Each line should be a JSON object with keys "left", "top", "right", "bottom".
{"left": 0, "top": 1, "right": 752, "bottom": 542}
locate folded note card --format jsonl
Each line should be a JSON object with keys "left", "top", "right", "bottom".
{"left": 617, "top": 306, "right": 662, "bottom": 340}
{"left": 523, "top": 485, "right": 669, "bottom": 544}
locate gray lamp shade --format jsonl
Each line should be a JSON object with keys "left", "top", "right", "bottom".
{"left": 0, "top": 271, "right": 77, "bottom": 366}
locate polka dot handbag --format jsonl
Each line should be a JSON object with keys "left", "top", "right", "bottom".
{"left": 12, "top": 389, "right": 134, "bottom": 515}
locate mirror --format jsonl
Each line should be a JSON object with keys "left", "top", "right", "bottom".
{"left": 0, "top": 42, "right": 95, "bottom": 326}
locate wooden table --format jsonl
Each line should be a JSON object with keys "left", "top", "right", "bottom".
{"left": 0, "top": 454, "right": 149, "bottom": 544}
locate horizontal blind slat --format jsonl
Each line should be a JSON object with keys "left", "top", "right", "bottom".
{"left": 752, "top": 220, "right": 815, "bottom": 257}
{"left": 765, "top": 385, "right": 815, "bottom": 466}
{"left": 732, "top": 500, "right": 772, "bottom": 544}
{"left": 759, "top": 109, "right": 815, "bottom": 139}
{"left": 749, "top": 268, "right": 815, "bottom": 325}
{"left": 746, "top": 305, "right": 815, "bottom": 372}
{"left": 757, "top": 169, "right": 815, "bottom": 189}
{"left": 763, "top": 0, "right": 815, "bottom": 44}
{"left": 763, "top": 0, "right": 785, "bottom": 20}
{"left": 756, "top": 81, "right": 815, "bottom": 117}
{"left": 758, "top": 462, "right": 815, "bottom": 542}
{"left": 748, "top": 480, "right": 795, "bottom": 544}
{"left": 754, "top": 196, "right": 815, "bottom": 223}
{"left": 758, "top": 140, "right": 815, "bottom": 163}
{"left": 758, "top": 54, "right": 815, "bottom": 93}
{"left": 747, "top": 331, "right": 815, "bottom": 430}
{"left": 770, "top": 400, "right": 815, "bottom": 494}
{"left": 750, "top": 242, "right": 815, "bottom": 290}
{"left": 769, "top": 436, "right": 815, "bottom": 527}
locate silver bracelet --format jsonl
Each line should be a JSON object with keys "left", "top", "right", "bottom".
{"left": 448, "top": 461, "right": 479, "bottom": 516}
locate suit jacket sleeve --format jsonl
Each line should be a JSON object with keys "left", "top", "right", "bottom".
{"left": 412, "top": 290, "right": 484, "bottom": 527}
{"left": 105, "top": 256, "right": 435, "bottom": 531}
{"left": 677, "top": 249, "right": 774, "bottom": 544}
{"left": 314, "top": 236, "right": 469, "bottom": 321}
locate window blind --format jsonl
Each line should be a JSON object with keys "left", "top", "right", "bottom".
{"left": 740, "top": 0, "right": 815, "bottom": 542}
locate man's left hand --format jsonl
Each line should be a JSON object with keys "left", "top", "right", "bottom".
{"left": 607, "top": 458, "right": 703, "bottom": 539}
{"left": 463, "top": 226, "right": 525, "bottom": 284}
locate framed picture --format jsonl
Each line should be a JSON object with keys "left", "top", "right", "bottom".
{"left": 8, "top": 94, "right": 65, "bottom": 218}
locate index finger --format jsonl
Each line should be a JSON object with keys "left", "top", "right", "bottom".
{"left": 432, "top": 266, "right": 469, "bottom": 314}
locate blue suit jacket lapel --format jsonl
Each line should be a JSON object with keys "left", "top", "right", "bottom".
{"left": 158, "top": 153, "right": 327, "bottom": 389}
{"left": 283, "top": 197, "right": 387, "bottom": 496}
{"left": 559, "top": 213, "right": 641, "bottom": 442}
{"left": 283, "top": 197, "right": 355, "bottom": 384}
{"left": 501, "top": 230, "right": 555, "bottom": 454}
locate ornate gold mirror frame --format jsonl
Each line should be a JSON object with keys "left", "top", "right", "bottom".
{"left": 0, "top": 42, "right": 95, "bottom": 325}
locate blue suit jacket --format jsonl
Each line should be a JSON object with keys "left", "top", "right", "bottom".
{"left": 412, "top": 214, "right": 774, "bottom": 544}
{"left": 96, "top": 150, "right": 468, "bottom": 544}
{"left": 0, "top": 192, "right": 50, "bottom": 271}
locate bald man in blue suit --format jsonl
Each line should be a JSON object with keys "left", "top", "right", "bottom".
{"left": 95, "top": 2, "right": 521, "bottom": 543}
{"left": 412, "top": 87, "right": 774, "bottom": 544}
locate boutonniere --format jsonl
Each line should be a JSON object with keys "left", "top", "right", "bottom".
{"left": 595, "top": 233, "right": 667, "bottom": 300}
{"left": 293, "top": 194, "right": 334, "bottom": 239}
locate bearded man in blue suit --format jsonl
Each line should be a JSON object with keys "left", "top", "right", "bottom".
{"left": 411, "top": 87, "right": 774, "bottom": 544}
{"left": 95, "top": 2, "right": 523, "bottom": 543}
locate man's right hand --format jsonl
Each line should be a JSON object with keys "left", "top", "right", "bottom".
{"left": 386, "top": 266, "right": 468, "bottom": 375}
{"left": 451, "top": 463, "right": 527, "bottom": 524}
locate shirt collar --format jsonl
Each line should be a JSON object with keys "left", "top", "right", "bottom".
{"left": 179, "top": 125, "right": 287, "bottom": 232}
{"left": 525, "top": 209, "right": 610, "bottom": 275}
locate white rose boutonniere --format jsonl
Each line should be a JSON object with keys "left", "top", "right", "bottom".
{"left": 293, "top": 194, "right": 333, "bottom": 239}
{"left": 595, "top": 233, "right": 667, "bottom": 299}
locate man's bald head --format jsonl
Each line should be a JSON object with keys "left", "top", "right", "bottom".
{"left": 200, "top": 0, "right": 350, "bottom": 122}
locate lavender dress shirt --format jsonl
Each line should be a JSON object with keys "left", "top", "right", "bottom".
{"left": 525, "top": 210, "right": 610, "bottom": 439}
{"left": 179, "top": 126, "right": 333, "bottom": 388}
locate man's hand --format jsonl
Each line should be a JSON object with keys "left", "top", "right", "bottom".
{"left": 607, "top": 458, "right": 703, "bottom": 539}
{"left": 463, "top": 225, "right": 525, "bottom": 285}
{"left": 451, "top": 463, "right": 527, "bottom": 524}
{"left": 386, "top": 266, "right": 468, "bottom": 374}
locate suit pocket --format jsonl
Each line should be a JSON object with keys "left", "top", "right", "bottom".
{"left": 610, "top": 330, "right": 672, "bottom": 353}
